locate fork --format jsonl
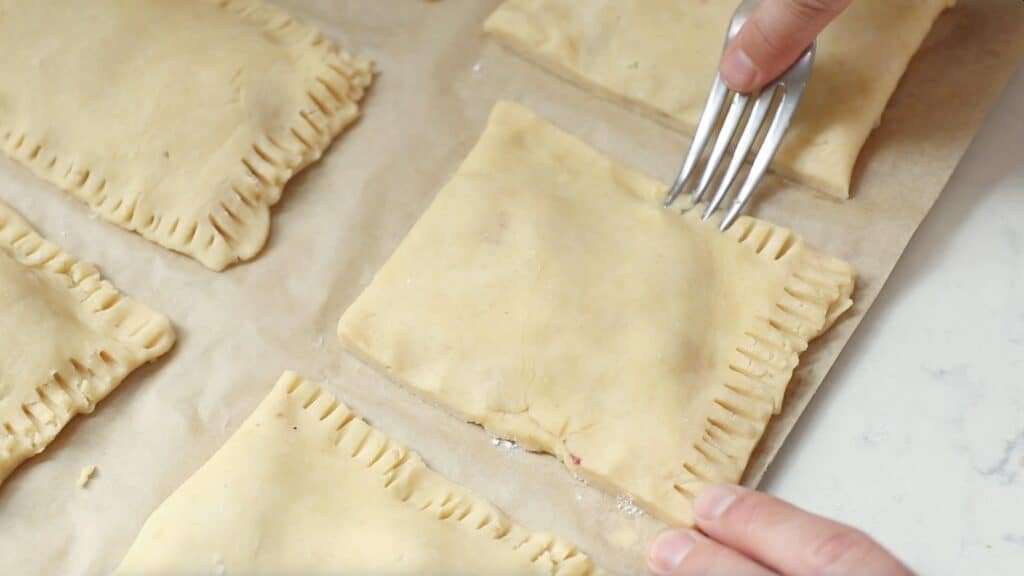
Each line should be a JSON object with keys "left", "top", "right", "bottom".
{"left": 663, "top": 0, "right": 815, "bottom": 230}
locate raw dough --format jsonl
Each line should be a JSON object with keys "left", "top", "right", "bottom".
{"left": 77, "top": 465, "right": 98, "bottom": 489}
{"left": 0, "top": 200, "right": 175, "bottom": 486}
{"left": 116, "top": 372, "right": 602, "bottom": 575}
{"left": 338, "top": 102, "right": 855, "bottom": 525}
{"left": 0, "top": 0, "right": 373, "bottom": 270}
{"left": 484, "top": 0, "right": 952, "bottom": 197}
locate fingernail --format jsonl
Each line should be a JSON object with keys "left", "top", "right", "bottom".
{"left": 695, "top": 485, "right": 739, "bottom": 521}
{"left": 720, "top": 49, "right": 759, "bottom": 91}
{"left": 648, "top": 530, "right": 695, "bottom": 575}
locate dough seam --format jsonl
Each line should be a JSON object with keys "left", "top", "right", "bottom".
{"left": 0, "top": 0, "right": 373, "bottom": 270}
{"left": 273, "top": 372, "right": 600, "bottom": 576}
{"left": 671, "top": 213, "right": 854, "bottom": 500}
{"left": 0, "top": 202, "right": 175, "bottom": 481}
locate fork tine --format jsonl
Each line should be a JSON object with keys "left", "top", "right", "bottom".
{"left": 702, "top": 88, "right": 775, "bottom": 220}
{"left": 719, "top": 85, "right": 804, "bottom": 231}
{"left": 692, "top": 92, "right": 748, "bottom": 204}
{"left": 664, "top": 75, "right": 729, "bottom": 207}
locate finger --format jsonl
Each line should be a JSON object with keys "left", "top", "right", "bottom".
{"left": 694, "top": 485, "right": 912, "bottom": 576}
{"left": 648, "top": 528, "right": 778, "bottom": 576}
{"left": 720, "top": 0, "right": 851, "bottom": 92}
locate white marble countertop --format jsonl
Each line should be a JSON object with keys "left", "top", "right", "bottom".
{"left": 763, "top": 67, "right": 1024, "bottom": 575}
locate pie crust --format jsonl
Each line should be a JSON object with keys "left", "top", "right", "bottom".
{"left": 0, "top": 200, "right": 175, "bottom": 485}
{"left": 484, "top": 0, "right": 952, "bottom": 197}
{"left": 0, "top": 0, "right": 373, "bottom": 269}
{"left": 339, "top": 102, "right": 855, "bottom": 525}
{"left": 116, "top": 372, "right": 601, "bottom": 575}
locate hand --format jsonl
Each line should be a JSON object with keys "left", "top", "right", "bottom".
{"left": 647, "top": 485, "right": 911, "bottom": 575}
{"left": 720, "top": 0, "right": 852, "bottom": 92}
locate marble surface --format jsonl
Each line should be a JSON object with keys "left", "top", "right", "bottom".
{"left": 763, "top": 67, "right": 1024, "bottom": 575}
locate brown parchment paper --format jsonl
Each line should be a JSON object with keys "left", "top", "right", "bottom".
{"left": 0, "top": 1, "right": 1021, "bottom": 574}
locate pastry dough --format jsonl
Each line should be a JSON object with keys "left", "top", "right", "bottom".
{"left": 116, "top": 372, "right": 601, "bottom": 575}
{"left": 0, "top": 200, "right": 174, "bottom": 486}
{"left": 0, "top": 0, "right": 373, "bottom": 270}
{"left": 484, "top": 0, "right": 952, "bottom": 197}
{"left": 339, "top": 102, "right": 855, "bottom": 525}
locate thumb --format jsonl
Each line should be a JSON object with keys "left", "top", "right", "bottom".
{"left": 720, "top": 0, "right": 851, "bottom": 92}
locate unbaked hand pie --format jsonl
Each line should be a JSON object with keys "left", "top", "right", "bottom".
{"left": 0, "top": 200, "right": 174, "bottom": 486}
{"left": 0, "top": 0, "right": 373, "bottom": 270}
{"left": 484, "top": 0, "right": 951, "bottom": 197}
{"left": 117, "top": 372, "right": 602, "bottom": 575}
{"left": 339, "top": 102, "right": 855, "bottom": 525}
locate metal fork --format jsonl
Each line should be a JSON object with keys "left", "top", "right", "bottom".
{"left": 664, "top": 0, "right": 815, "bottom": 230}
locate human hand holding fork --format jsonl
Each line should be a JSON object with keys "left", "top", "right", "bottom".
{"left": 665, "top": 0, "right": 852, "bottom": 229}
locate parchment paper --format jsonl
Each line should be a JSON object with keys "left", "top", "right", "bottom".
{"left": 0, "top": 1, "right": 1021, "bottom": 574}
